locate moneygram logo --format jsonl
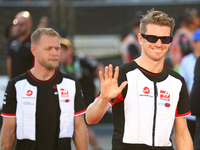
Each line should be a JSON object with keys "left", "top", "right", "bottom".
{"left": 143, "top": 86, "right": 150, "bottom": 94}
{"left": 26, "top": 90, "right": 33, "bottom": 96}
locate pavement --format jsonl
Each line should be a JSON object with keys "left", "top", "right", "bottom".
{"left": 0, "top": 122, "right": 177, "bottom": 150}
{"left": 72, "top": 123, "right": 113, "bottom": 150}
{"left": 71, "top": 123, "right": 177, "bottom": 150}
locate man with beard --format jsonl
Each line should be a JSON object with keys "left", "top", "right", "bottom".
{"left": 1, "top": 28, "right": 88, "bottom": 150}
{"left": 6, "top": 11, "right": 34, "bottom": 79}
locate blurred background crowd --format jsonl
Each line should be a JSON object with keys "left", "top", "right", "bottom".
{"left": 0, "top": 0, "right": 200, "bottom": 75}
{"left": 0, "top": 0, "right": 200, "bottom": 149}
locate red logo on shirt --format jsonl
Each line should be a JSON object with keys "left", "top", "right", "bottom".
{"left": 26, "top": 90, "right": 33, "bottom": 96}
{"left": 53, "top": 85, "right": 57, "bottom": 89}
{"left": 160, "top": 90, "right": 170, "bottom": 101}
{"left": 60, "top": 88, "right": 69, "bottom": 97}
{"left": 165, "top": 103, "right": 171, "bottom": 107}
{"left": 65, "top": 99, "right": 70, "bottom": 103}
{"left": 143, "top": 86, "right": 150, "bottom": 94}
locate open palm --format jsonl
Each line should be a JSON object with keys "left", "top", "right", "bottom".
{"left": 99, "top": 64, "right": 127, "bottom": 102}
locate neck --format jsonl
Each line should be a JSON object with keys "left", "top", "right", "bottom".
{"left": 30, "top": 65, "right": 56, "bottom": 81}
{"left": 135, "top": 56, "right": 164, "bottom": 73}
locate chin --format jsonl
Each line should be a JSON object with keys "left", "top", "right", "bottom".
{"left": 45, "top": 63, "right": 59, "bottom": 70}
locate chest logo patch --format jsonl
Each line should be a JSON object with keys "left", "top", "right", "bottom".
{"left": 165, "top": 103, "right": 171, "bottom": 107}
{"left": 53, "top": 85, "right": 57, "bottom": 89}
{"left": 60, "top": 88, "right": 69, "bottom": 97}
{"left": 143, "top": 86, "right": 150, "bottom": 94}
{"left": 160, "top": 90, "right": 170, "bottom": 101}
{"left": 65, "top": 99, "right": 70, "bottom": 103}
{"left": 26, "top": 90, "right": 33, "bottom": 96}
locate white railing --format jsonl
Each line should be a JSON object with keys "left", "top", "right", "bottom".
{"left": 72, "top": 34, "right": 121, "bottom": 58}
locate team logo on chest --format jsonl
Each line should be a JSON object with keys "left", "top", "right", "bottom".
{"left": 160, "top": 90, "right": 170, "bottom": 101}
{"left": 139, "top": 86, "right": 153, "bottom": 98}
{"left": 26, "top": 90, "right": 33, "bottom": 96}
{"left": 23, "top": 89, "right": 35, "bottom": 99}
{"left": 60, "top": 88, "right": 69, "bottom": 97}
{"left": 143, "top": 86, "right": 150, "bottom": 94}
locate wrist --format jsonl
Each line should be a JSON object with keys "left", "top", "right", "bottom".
{"left": 108, "top": 93, "right": 124, "bottom": 106}
{"left": 97, "top": 95, "right": 111, "bottom": 107}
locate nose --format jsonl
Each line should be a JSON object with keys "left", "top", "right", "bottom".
{"left": 155, "top": 38, "right": 163, "bottom": 47}
{"left": 52, "top": 48, "right": 60, "bottom": 56}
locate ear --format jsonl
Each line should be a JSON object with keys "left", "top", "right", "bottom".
{"left": 138, "top": 33, "right": 143, "bottom": 46}
{"left": 30, "top": 45, "right": 37, "bottom": 57}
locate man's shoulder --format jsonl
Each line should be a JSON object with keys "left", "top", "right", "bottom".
{"left": 167, "top": 66, "right": 185, "bottom": 82}
{"left": 10, "top": 72, "right": 28, "bottom": 85}
{"left": 57, "top": 70, "right": 76, "bottom": 81}
{"left": 119, "top": 61, "right": 138, "bottom": 73}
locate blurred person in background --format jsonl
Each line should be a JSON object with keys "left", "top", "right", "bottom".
{"left": 4, "top": 24, "right": 18, "bottom": 40}
{"left": 59, "top": 38, "right": 104, "bottom": 150}
{"left": 1, "top": 28, "right": 88, "bottom": 150}
{"left": 190, "top": 56, "right": 200, "bottom": 150}
{"left": 37, "top": 15, "right": 49, "bottom": 29}
{"left": 169, "top": 8, "right": 200, "bottom": 72}
{"left": 179, "top": 28, "right": 200, "bottom": 95}
{"left": 120, "top": 11, "right": 142, "bottom": 63}
{"left": 6, "top": 11, "right": 34, "bottom": 80}
{"left": 179, "top": 28, "right": 200, "bottom": 142}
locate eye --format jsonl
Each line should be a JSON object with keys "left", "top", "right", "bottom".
{"left": 45, "top": 47, "right": 51, "bottom": 51}
{"left": 56, "top": 47, "right": 60, "bottom": 51}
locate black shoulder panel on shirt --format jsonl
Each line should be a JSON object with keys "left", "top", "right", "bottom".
{"left": 119, "top": 61, "right": 138, "bottom": 74}
{"left": 167, "top": 66, "right": 185, "bottom": 83}
{"left": 11, "top": 71, "right": 29, "bottom": 85}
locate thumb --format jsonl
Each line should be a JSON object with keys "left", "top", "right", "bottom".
{"left": 119, "top": 81, "right": 128, "bottom": 92}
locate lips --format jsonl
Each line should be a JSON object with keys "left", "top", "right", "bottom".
{"left": 50, "top": 59, "right": 58, "bottom": 62}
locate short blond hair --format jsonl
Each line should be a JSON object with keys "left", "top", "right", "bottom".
{"left": 31, "top": 28, "right": 60, "bottom": 46}
{"left": 140, "top": 9, "right": 175, "bottom": 36}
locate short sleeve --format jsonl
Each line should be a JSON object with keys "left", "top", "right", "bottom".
{"left": 74, "top": 80, "right": 86, "bottom": 116}
{"left": 1, "top": 80, "right": 17, "bottom": 117}
{"left": 175, "top": 78, "right": 191, "bottom": 118}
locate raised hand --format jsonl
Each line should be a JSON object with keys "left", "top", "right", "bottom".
{"left": 99, "top": 64, "right": 127, "bottom": 102}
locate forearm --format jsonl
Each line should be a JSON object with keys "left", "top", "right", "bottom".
{"left": 86, "top": 96, "right": 111, "bottom": 124}
{"left": 1, "top": 126, "right": 16, "bottom": 150}
{"left": 73, "top": 123, "right": 88, "bottom": 150}
{"left": 174, "top": 130, "right": 193, "bottom": 150}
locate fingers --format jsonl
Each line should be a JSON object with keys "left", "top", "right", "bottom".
{"left": 104, "top": 66, "right": 109, "bottom": 80}
{"left": 108, "top": 64, "right": 113, "bottom": 79}
{"left": 114, "top": 66, "right": 119, "bottom": 80}
{"left": 119, "top": 81, "right": 128, "bottom": 91}
{"left": 105, "top": 64, "right": 113, "bottom": 80}
{"left": 99, "top": 71, "right": 104, "bottom": 83}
